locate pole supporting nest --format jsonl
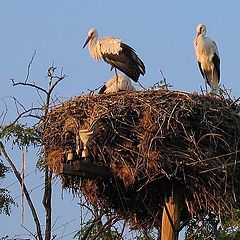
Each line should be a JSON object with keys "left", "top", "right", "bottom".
{"left": 161, "top": 184, "right": 183, "bottom": 240}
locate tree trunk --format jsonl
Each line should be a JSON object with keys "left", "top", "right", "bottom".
{"left": 161, "top": 185, "right": 182, "bottom": 240}
{"left": 42, "top": 167, "right": 52, "bottom": 240}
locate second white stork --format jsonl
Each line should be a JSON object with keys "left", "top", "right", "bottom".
{"left": 99, "top": 73, "right": 135, "bottom": 94}
{"left": 194, "top": 23, "right": 220, "bottom": 91}
{"left": 82, "top": 28, "right": 145, "bottom": 82}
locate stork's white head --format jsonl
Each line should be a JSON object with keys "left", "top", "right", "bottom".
{"left": 88, "top": 28, "right": 98, "bottom": 38}
{"left": 196, "top": 23, "right": 207, "bottom": 37}
{"left": 82, "top": 28, "right": 98, "bottom": 49}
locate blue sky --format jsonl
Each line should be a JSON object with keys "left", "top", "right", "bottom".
{"left": 1, "top": 0, "right": 240, "bottom": 239}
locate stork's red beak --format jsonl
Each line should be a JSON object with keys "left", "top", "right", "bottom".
{"left": 82, "top": 36, "right": 91, "bottom": 49}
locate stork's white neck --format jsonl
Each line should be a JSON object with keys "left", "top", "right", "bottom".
{"left": 195, "top": 34, "right": 204, "bottom": 46}
{"left": 88, "top": 35, "right": 102, "bottom": 60}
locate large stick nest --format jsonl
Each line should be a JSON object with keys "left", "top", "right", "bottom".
{"left": 43, "top": 90, "right": 240, "bottom": 229}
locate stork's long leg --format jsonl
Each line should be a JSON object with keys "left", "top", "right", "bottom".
{"left": 203, "top": 71, "right": 208, "bottom": 94}
{"left": 205, "top": 79, "right": 208, "bottom": 94}
{"left": 114, "top": 67, "right": 119, "bottom": 92}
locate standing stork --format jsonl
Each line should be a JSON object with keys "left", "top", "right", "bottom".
{"left": 194, "top": 23, "right": 220, "bottom": 92}
{"left": 82, "top": 28, "right": 145, "bottom": 90}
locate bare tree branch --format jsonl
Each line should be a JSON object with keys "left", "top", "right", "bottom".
{"left": 7, "top": 60, "right": 67, "bottom": 240}
{"left": 9, "top": 107, "right": 43, "bottom": 126}
{"left": 21, "top": 224, "right": 37, "bottom": 239}
{"left": 11, "top": 79, "right": 48, "bottom": 95}
{"left": 0, "top": 98, "right": 8, "bottom": 125}
{"left": 41, "top": 65, "right": 67, "bottom": 240}
{"left": 25, "top": 49, "right": 37, "bottom": 83}
{"left": 0, "top": 142, "right": 43, "bottom": 240}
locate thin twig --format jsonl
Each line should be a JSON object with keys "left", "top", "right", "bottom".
{"left": 21, "top": 224, "right": 37, "bottom": 239}
{"left": 25, "top": 49, "right": 37, "bottom": 83}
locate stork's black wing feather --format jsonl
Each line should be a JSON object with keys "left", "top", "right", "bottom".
{"left": 102, "top": 43, "right": 145, "bottom": 82}
{"left": 212, "top": 53, "right": 220, "bottom": 82}
{"left": 198, "top": 61, "right": 211, "bottom": 87}
{"left": 98, "top": 84, "right": 107, "bottom": 94}
{"left": 198, "top": 61, "right": 205, "bottom": 79}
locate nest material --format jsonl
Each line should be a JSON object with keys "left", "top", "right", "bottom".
{"left": 42, "top": 90, "right": 240, "bottom": 228}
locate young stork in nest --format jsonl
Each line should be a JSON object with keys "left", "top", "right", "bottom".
{"left": 98, "top": 73, "right": 135, "bottom": 94}
{"left": 194, "top": 23, "right": 220, "bottom": 92}
{"left": 82, "top": 28, "right": 145, "bottom": 91}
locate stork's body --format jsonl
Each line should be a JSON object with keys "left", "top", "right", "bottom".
{"left": 83, "top": 28, "right": 145, "bottom": 82}
{"left": 99, "top": 73, "right": 135, "bottom": 94}
{"left": 194, "top": 24, "right": 220, "bottom": 91}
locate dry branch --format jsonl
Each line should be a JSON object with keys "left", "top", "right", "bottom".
{"left": 0, "top": 142, "right": 43, "bottom": 240}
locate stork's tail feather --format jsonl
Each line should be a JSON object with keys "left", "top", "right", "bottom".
{"left": 204, "top": 70, "right": 219, "bottom": 90}
{"left": 136, "top": 57, "right": 146, "bottom": 76}
{"left": 98, "top": 85, "right": 107, "bottom": 94}
{"left": 211, "top": 69, "right": 220, "bottom": 90}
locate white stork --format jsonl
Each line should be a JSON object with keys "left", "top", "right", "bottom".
{"left": 98, "top": 73, "right": 135, "bottom": 94}
{"left": 82, "top": 28, "right": 145, "bottom": 84}
{"left": 194, "top": 23, "right": 220, "bottom": 91}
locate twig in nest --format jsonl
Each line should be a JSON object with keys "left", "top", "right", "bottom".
{"left": 160, "top": 69, "right": 171, "bottom": 90}
{"left": 137, "top": 80, "right": 147, "bottom": 90}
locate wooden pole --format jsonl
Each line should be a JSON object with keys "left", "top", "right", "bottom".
{"left": 161, "top": 185, "right": 182, "bottom": 240}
